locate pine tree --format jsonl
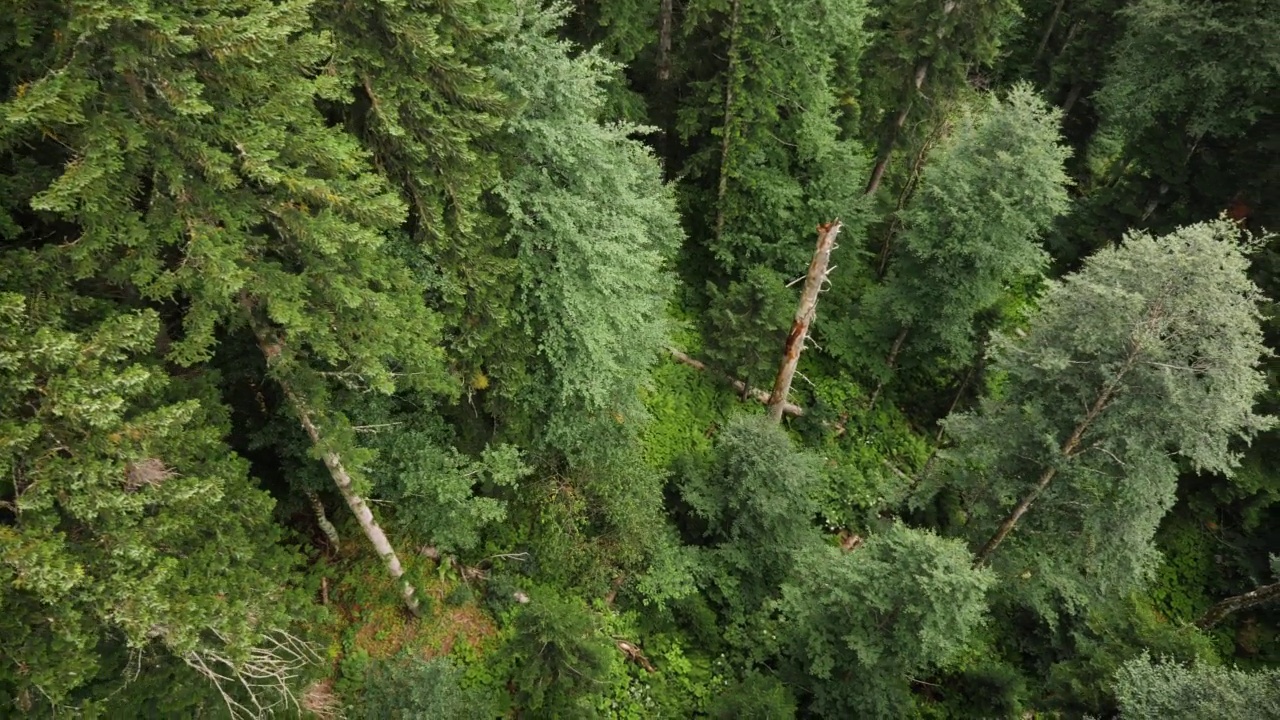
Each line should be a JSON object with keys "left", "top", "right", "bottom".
{"left": 930, "top": 221, "right": 1272, "bottom": 614}
{"left": 315, "top": 0, "right": 511, "bottom": 377}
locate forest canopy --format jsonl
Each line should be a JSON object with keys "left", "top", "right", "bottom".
{"left": 1, "top": 0, "right": 1277, "bottom": 717}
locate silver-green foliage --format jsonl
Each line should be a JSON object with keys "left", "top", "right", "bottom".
{"left": 1114, "top": 653, "right": 1280, "bottom": 720}
{"left": 934, "top": 220, "right": 1273, "bottom": 613}
{"left": 490, "top": 3, "right": 682, "bottom": 458}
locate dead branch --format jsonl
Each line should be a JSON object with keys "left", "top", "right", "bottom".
{"left": 666, "top": 347, "right": 804, "bottom": 417}
{"left": 184, "top": 630, "right": 321, "bottom": 720}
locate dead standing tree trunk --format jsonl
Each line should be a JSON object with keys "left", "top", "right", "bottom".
{"left": 240, "top": 295, "right": 422, "bottom": 617}
{"left": 766, "top": 221, "right": 843, "bottom": 422}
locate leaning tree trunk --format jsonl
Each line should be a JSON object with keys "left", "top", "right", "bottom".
{"left": 667, "top": 347, "right": 804, "bottom": 416}
{"left": 1196, "top": 581, "right": 1280, "bottom": 629}
{"left": 766, "top": 221, "right": 842, "bottom": 422}
{"left": 972, "top": 344, "right": 1140, "bottom": 567}
{"left": 241, "top": 295, "right": 421, "bottom": 617}
{"left": 864, "top": 0, "right": 961, "bottom": 198}
{"left": 306, "top": 489, "right": 341, "bottom": 552}
{"left": 712, "top": 0, "right": 742, "bottom": 245}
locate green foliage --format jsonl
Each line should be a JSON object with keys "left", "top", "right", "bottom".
{"left": 705, "top": 670, "right": 797, "bottom": 719}
{"left": 1149, "top": 516, "right": 1216, "bottom": 623}
{"left": 0, "top": 294, "right": 302, "bottom": 708}
{"left": 1044, "top": 598, "right": 1219, "bottom": 717}
{"left": 679, "top": 415, "right": 823, "bottom": 621}
{"left": 361, "top": 654, "right": 489, "bottom": 720}
{"left": 934, "top": 220, "right": 1274, "bottom": 615}
{"left": 1114, "top": 653, "right": 1280, "bottom": 720}
{"left": 675, "top": 0, "right": 872, "bottom": 279}
{"left": 704, "top": 266, "right": 795, "bottom": 393}
{"left": 488, "top": 3, "right": 680, "bottom": 454}
{"left": 843, "top": 83, "right": 1071, "bottom": 379}
{"left": 479, "top": 3, "right": 691, "bottom": 604}
{"left": 779, "top": 523, "right": 993, "bottom": 718}
{"left": 507, "top": 590, "right": 616, "bottom": 717}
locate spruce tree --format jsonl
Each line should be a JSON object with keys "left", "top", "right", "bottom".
{"left": 930, "top": 221, "right": 1272, "bottom": 614}
{"left": 858, "top": 0, "right": 1020, "bottom": 196}
{"left": 674, "top": 0, "right": 871, "bottom": 280}
{"left": 842, "top": 84, "right": 1071, "bottom": 388}
{"left": 1, "top": 0, "right": 446, "bottom": 614}
{"left": 0, "top": 292, "right": 302, "bottom": 712}
{"left": 779, "top": 523, "right": 993, "bottom": 718}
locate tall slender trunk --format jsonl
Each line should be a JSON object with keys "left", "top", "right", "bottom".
{"left": 713, "top": 0, "right": 742, "bottom": 244}
{"left": 916, "top": 362, "right": 978, "bottom": 481}
{"left": 973, "top": 343, "right": 1142, "bottom": 566}
{"left": 241, "top": 296, "right": 421, "bottom": 617}
{"left": 875, "top": 122, "right": 943, "bottom": 276}
{"left": 1060, "top": 81, "right": 1083, "bottom": 116}
{"left": 657, "top": 0, "right": 674, "bottom": 83}
{"left": 866, "top": 326, "right": 910, "bottom": 411}
{"left": 767, "top": 221, "right": 842, "bottom": 422}
{"left": 306, "top": 489, "right": 341, "bottom": 552}
{"left": 1196, "top": 581, "right": 1280, "bottom": 629}
{"left": 1034, "top": 0, "right": 1067, "bottom": 66}
{"left": 865, "top": 0, "right": 960, "bottom": 197}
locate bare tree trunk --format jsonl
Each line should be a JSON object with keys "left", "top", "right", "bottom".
{"left": 668, "top": 347, "right": 804, "bottom": 416}
{"left": 1034, "top": 0, "right": 1067, "bottom": 66}
{"left": 306, "top": 490, "right": 341, "bottom": 552}
{"left": 1060, "top": 81, "right": 1083, "bottom": 116}
{"left": 867, "top": 326, "right": 910, "bottom": 411}
{"left": 713, "top": 0, "right": 742, "bottom": 244}
{"left": 865, "top": 0, "right": 960, "bottom": 197}
{"left": 657, "top": 0, "right": 674, "bottom": 83}
{"left": 1196, "top": 581, "right": 1280, "bottom": 629}
{"left": 864, "top": 69, "right": 921, "bottom": 197}
{"left": 915, "top": 363, "right": 978, "bottom": 484}
{"left": 767, "top": 221, "right": 843, "bottom": 422}
{"left": 875, "top": 114, "right": 949, "bottom": 276}
{"left": 241, "top": 296, "right": 421, "bottom": 617}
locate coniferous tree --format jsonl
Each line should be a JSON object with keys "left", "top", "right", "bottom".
{"left": 674, "top": 0, "right": 871, "bottom": 280}
{"left": 931, "top": 221, "right": 1272, "bottom": 615}
{"left": 841, "top": 84, "right": 1071, "bottom": 390}
{"left": 0, "top": 293, "right": 302, "bottom": 712}
{"left": 858, "top": 0, "right": 1020, "bottom": 196}
{"left": 679, "top": 415, "right": 824, "bottom": 625}
{"left": 779, "top": 523, "right": 993, "bottom": 718}
{"left": 1114, "top": 653, "right": 1280, "bottom": 720}
{"left": 1, "top": 0, "right": 447, "bottom": 614}
{"left": 483, "top": 4, "right": 690, "bottom": 599}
